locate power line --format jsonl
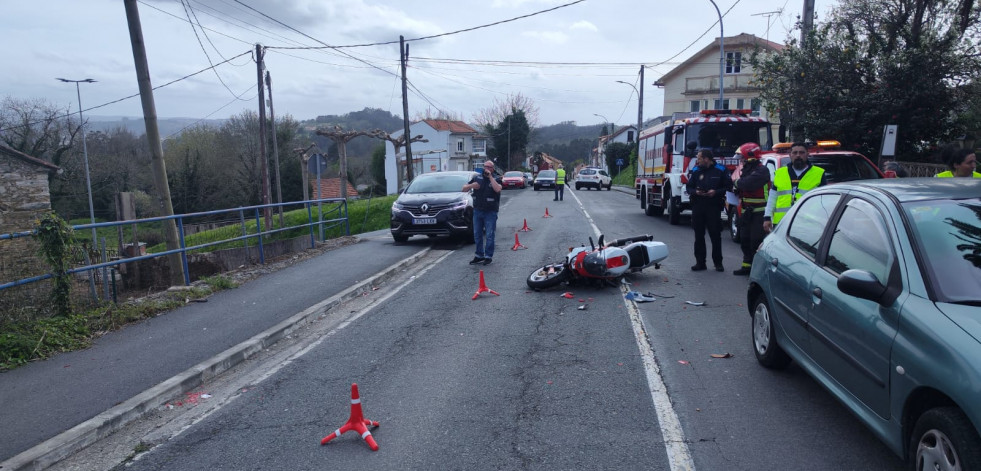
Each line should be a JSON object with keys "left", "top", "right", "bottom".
{"left": 267, "top": 0, "right": 587, "bottom": 50}
{"left": 180, "top": 0, "right": 243, "bottom": 99}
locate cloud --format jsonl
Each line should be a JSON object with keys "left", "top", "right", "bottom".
{"left": 570, "top": 20, "right": 597, "bottom": 32}
{"left": 521, "top": 30, "right": 569, "bottom": 44}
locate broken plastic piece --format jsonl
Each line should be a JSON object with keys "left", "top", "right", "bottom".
{"left": 577, "top": 304, "right": 588, "bottom": 310}
{"left": 625, "top": 291, "right": 656, "bottom": 302}
{"left": 561, "top": 292, "right": 574, "bottom": 298}
{"left": 685, "top": 301, "right": 705, "bottom": 306}
{"left": 710, "top": 353, "right": 733, "bottom": 359}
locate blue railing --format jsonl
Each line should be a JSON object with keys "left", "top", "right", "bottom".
{"left": 0, "top": 198, "right": 349, "bottom": 297}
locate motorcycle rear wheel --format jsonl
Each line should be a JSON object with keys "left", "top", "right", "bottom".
{"left": 527, "top": 264, "right": 571, "bottom": 289}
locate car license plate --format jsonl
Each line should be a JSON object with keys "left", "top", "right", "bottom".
{"left": 413, "top": 218, "right": 437, "bottom": 225}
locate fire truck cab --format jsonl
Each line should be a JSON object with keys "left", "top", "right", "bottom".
{"left": 636, "top": 109, "right": 773, "bottom": 224}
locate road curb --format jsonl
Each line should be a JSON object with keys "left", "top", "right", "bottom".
{"left": 1, "top": 244, "right": 431, "bottom": 471}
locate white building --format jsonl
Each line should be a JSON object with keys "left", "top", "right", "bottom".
{"left": 593, "top": 125, "right": 636, "bottom": 169}
{"left": 654, "top": 33, "right": 782, "bottom": 120}
{"left": 384, "top": 119, "right": 488, "bottom": 194}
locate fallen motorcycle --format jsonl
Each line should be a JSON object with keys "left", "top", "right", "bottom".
{"left": 526, "top": 234, "right": 668, "bottom": 289}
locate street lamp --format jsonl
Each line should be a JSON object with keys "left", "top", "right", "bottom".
{"left": 616, "top": 79, "right": 643, "bottom": 177}
{"left": 57, "top": 77, "right": 98, "bottom": 299}
{"left": 593, "top": 113, "right": 611, "bottom": 168}
{"left": 708, "top": 0, "right": 725, "bottom": 109}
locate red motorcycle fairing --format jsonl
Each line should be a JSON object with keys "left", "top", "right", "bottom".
{"left": 572, "top": 248, "right": 629, "bottom": 278}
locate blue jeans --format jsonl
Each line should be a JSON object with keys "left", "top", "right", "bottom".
{"left": 472, "top": 209, "right": 498, "bottom": 259}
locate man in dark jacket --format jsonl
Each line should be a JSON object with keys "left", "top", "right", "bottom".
{"left": 686, "top": 149, "right": 733, "bottom": 271}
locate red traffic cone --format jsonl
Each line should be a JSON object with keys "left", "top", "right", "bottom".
{"left": 542, "top": 207, "right": 552, "bottom": 218}
{"left": 320, "top": 383, "right": 380, "bottom": 451}
{"left": 518, "top": 218, "right": 532, "bottom": 232}
{"left": 511, "top": 233, "right": 527, "bottom": 251}
{"left": 472, "top": 270, "right": 501, "bottom": 300}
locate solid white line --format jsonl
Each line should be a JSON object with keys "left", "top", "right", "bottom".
{"left": 578, "top": 197, "right": 696, "bottom": 471}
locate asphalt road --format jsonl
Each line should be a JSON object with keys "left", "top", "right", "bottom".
{"left": 35, "top": 184, "right": 906, "bottom": 470}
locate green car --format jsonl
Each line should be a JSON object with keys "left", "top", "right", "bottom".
{"left": 747, "top": 178, "right": 981, "bottom": 471}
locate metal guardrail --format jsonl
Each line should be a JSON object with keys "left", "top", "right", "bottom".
{"left": 0, "top": 198, "right": 349, "bottom": 298}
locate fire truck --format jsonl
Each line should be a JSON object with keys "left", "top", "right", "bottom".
{"left": 636, "top": 109, "right": 773, "bottom": 224}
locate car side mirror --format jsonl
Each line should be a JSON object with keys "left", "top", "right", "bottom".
{"left": 837, "top": 269, "right": 888, "bottom": 304}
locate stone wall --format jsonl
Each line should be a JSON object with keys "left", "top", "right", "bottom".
{"left": 0, "top": 156, "right": 52, "bottom": 233}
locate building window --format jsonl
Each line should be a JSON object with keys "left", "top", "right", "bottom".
{"left": 750, "top": 98, "right": 762, "bottom": 117}
{"left": 473, "top": 139, "right": 486, "bottom": 153}
{"left": 627, "top": 130, "right": 634, "bottom": 142}
{"left": 714, "top": 99, "right": 730, "bottom": 110}
{"left": 736, "top": 98, "right": 745, "bottom": 109}
{"left": 690, "top": 100, "right": 701, "bottom": 112}
{"left": 726, "top": 52, "right": 742, "bottom": 74}
{"left": 457, "top": 140, "right": 464, "bottom": 152}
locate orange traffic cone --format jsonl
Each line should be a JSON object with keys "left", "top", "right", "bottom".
{"left": 518, "top": 218, "right": 532, "bottom": 232}
{"left": 320, "top": 383, "right": 380, "bottom": 451}
{"left": 511, "top": 233, "right": 527, "bottom": 251}
{"left": 542, "top": 207, "right": 552, "bottom": 218}
{"left": 472, "top": 270, "right": 501, "bottom": 300}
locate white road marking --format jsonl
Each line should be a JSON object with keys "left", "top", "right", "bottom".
{"left": 578, "top": 198, "right": 696, "bottom": 471}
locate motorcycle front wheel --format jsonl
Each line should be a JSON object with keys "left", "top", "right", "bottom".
{"left": 527, "top": 263, "right": 572, "bottom": 289}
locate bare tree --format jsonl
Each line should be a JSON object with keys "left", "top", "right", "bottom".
{"left": 472, "top": 93, "right": 541, "bottom": 130}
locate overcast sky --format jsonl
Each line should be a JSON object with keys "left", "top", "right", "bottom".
{"left": 4, "top": 0, "right": 827, "bottom": 130}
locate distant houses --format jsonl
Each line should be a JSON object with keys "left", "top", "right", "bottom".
{"left": 383, "top": 119, "right": 488, "bottom": 194}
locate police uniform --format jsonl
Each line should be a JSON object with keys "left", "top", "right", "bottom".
{"left": 685, "top": 162, "right": 732, "bottom": 271}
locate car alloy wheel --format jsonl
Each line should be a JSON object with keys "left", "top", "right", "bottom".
{"left": 752, "top": 294, "right": 791, "bottom": 369}
{"left": 911, "top": 408, "right": 981, "bottom": 471}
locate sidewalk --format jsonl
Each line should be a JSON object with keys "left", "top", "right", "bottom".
{"left": 0, "top": 231, "right": 427, "bottom": 470}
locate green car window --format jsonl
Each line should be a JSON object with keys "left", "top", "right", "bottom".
{"left": 787, "top": 193, "right": 842, "bottom": 260}
{"left": 825, "top": 198, "right": 893, "bottom": 282}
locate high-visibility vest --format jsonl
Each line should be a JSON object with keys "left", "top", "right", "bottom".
{"left": 772, "top": 165, "right": 825, "bottom": 225}
{"left": 556, "top": 168, "right": 566, "bottom": 185}
{"left": 935, "top": 170, "right": 981, "bottom": 178}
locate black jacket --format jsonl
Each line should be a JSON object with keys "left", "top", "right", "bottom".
{"left": 686, "top": 164, "right": 732, "bottom": 204}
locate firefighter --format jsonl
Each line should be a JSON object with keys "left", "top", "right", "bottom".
{"left": 732, "top": 142, "right": 770, "bottom": 276}
{"left": 763, "top": 142, "right": 827, "bottom": 232}
{"left": 685, "top": 149, "right": 732, "bottom": 272}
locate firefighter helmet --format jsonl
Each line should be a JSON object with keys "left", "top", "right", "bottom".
{"left": 738, "top": 142, "right": 762, "bottom": 161}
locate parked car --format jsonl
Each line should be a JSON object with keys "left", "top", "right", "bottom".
{"left": 728, "top": 141, "right": 888, "bottom": 242}
{"left": 502, "top": 171, "right": 526, "bottom": 189}
{"left": 575, "top": 167, "right": 612, "bottom": 190}
{"left": 390, "top": 171, "right": 474, "bottom": 244}
{"left": 747, "top": 178, "right": 981, "bottom": 470}
{"left": 524, "top": 172, "right": 534, "bottom": 188}
{"left": 533, "top": 169, "right": 557, "bottom": 191}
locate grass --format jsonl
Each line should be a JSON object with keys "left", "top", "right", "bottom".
{"left": 612, "top": 162, "right": 636, "bottom": 187}
{"left": 1, "top": 195, "right": 396, "bottom": 371}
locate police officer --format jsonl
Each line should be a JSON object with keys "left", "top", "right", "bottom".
{"left": 764, "top": 142, "right": 827, "bottom": 232}
{"left": 685, "top": 149, "right": 732, "bottom": 272}
{"left": 732, "top": 143, "right": 771, "bottom": 276}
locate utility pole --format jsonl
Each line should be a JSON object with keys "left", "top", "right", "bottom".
{"left": 123, "top": 0, "right": 185, "bottom": 285}
{"left": 801, "top": 0, "right": 815, "bottom": 44}
{"left": 294, "top": 144, "right": 318, "bottom": 203}
{"left": 400, "top": 36, "right": 415, "bottom": 183}
{"left": 256, "top": 44, "right": 271, "bottom": 231}
{"left": 266, "top": 70, "right": 283, "bottom": 227}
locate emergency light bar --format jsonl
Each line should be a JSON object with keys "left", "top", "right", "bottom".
{"left": 772, "top": 140, "right": 843, "bottom": 153}
{"left": 699, "top": 109, "right": 753, "bottom": 116}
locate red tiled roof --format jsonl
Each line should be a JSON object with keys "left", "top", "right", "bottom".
{"left": 422, "top": 119, "right": 478, "bottom": 134}
{"left": 310, "top": 177, "right": 358, "bottom": 199}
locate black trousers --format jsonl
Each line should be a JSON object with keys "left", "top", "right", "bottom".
{"left": 554, "top": 184, "right": 564, "bottom": 200}
{"left": 739, "top": 209, "right": 766, "bottom": 266}
{"left": 691, "top": 198, "right": 723, "bottom": 266}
